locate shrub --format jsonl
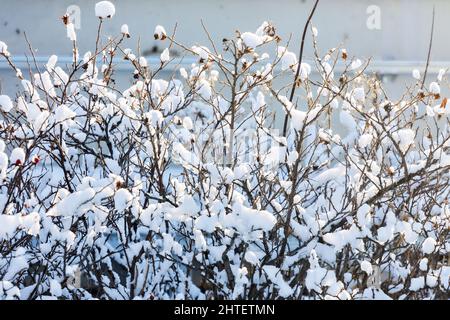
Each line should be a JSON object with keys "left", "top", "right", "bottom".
{"left": 0, "top": 1, "right": 448, "bottom": 300}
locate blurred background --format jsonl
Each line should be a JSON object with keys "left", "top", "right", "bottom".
{"left": 0, "top": 0, "right": 448, "bottom": 98}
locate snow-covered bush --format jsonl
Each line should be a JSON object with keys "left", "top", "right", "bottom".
{"left": 0, "top": 2, "right": 448, "bottom": 300}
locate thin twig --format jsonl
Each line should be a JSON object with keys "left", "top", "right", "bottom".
{"left": 421, "top": 6, "right": 435, "bottom": 90}
{"left": 282, "top": 0, "right": 320, "bottom": 137}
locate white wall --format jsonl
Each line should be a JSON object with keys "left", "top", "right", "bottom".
{"left": 0, "top": 0, "right": 448, "bottom": 97}
{"left": 0, "top": 0, "right": 446, "bottom": 59}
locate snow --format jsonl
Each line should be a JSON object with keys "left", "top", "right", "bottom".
{"left": 145, "top": 109, "right": 164, "bottom": 127}
{"left": 139, "top": 57, "right": 147, "bottom": 67}
{"left": 360, "top": 261, "right": 373, "bottom": 275}
{"left": 393, "top": 128, "right": 415, "bottom": 153}
{"left": 437, "top": 68, "right": 446, "bottom": 82}
{"left": 429, "top": 82, "right": 440, "bottom": 95}
{"left": 160, "top": 48, "right": 170, "bottom": 63}
{"left": 196, "top": 79, "right": 212, "bottom": 100}
{"left": 35, "top": 72, "right": 55, "bottom": 97}
{"left": 339, "top": 109, "right": 357, "bottom": 134}
{"left": 299, "top": 63, "right": 311, "bottom": 80}
{"left": 323, "top": 225, "right": 359, "bottom": 251}
{"left": 223, "top": 203, "right": 276, "bottom": 234}
{"left": 54, "top": 105, "right": 76, "bottom": 123}
{"left": 263, "top": 266, "right": 293, "bottom": 298}
{"left": 0, "top": 153, "right": 7, "bottom": 174}
{"left": 0, "top": 215, "right": 20, "bottom": 240}
{"left": 161, "top": 233, "right": 174, "bottom": 254}
{"left": 21, "top": 212, "right": 40, "bottom": 236}
{"left": 54, "top": 67, "right": 69, "bottom": 86}
{"left": 114, "top": 189, "right": 133, "bottom": 211}
{"left": 233, "top": 164, "right": 249, "bottom": 180}
{"left": 426, "top": 275, "right": 438, "bottom": 288}
{"left": 3, "top": 252, "right": 28, "bottom": 281}
{"left": 179, "top": 68, "right": 188, "bottom": 79}
{"left": 440, "top": 266, "right": 450, "bottom": 288}
{"left": 193, "top": 229, "right": 207, "bottom": 251}
{"left": 192, "top": 46, "right": 211, "bottom": 61}
{"left": 421, "top": 237, "right": 436, "bottom": 254}
{"left": 154, "top": 25, "right": 167, "bottom": 40}
{"left": 290, "top": 109, "right": 306, "bottom": 130}
{"left": 352, "top": 87, "right": 365, "bottom": 102}
{"left": 95, "top": 1, "right": 116, "bottom": 19}
{"left": 419, "top": 258, "right": 428, "bottom": 271}
{"left": 244, "top": 251, "right": 260, "bottom": 266}
{"left": 357, "top": 204, "right": 372, "bottom": 227}
{"left": 48, "top": 188, "right": 96, "bottom": 217}
{"left": 376, "top": 223, "right": 395, "bottom": 243}
{"left": 313, "top": 166, "right": 346, "bottom": 187}
{"left": 66, "top": 23, "right": 77, "bottom": 41}
{"left": 182, "top": 117, "right": 193, "bottom": 130}
{"left": 241, "top": 32, "right": 263, "bottom": 48}
{"left": 0, "top": 95, "right": 13, "bottom": 112}
{"left": 33, "top": 110, "right": 50, "bottom": 133}
{"left": 49, "top": 280, "right": 62, "bottom": 297}
{"left": 277, "top": 47, "right": 297, "bottom": 71}
{"left": 305, "top": 250, "right": 337, "bottom": 293}
{"left": 195, "top": 214, "right": 219, "bottom": 233}
{"left": 358, "top": 134, "right": 372, "bottom": 148}
{"left": 16, "top": 96, "right": 27, "bottom": 114}
{"left": 121, "top": 24, "right": 130, "bottom": 37}
{"left": 0, "top": 41, "right": 7, "bottom": 54}
{"left": 412, "top": 69, "right": 421, "bottom": 80}
{"left": 10, "top": 148, "right": 25, "bottom": 165}
{"left": 46, "top": 55, "right": 58, "bottom": 71}
{"left": 360, "top": 288, "right": 392, "bottom": 300}
{"left": 409, "top": 277, "right": 425, "bottom": 291}
{"left": 351, "top": 59, "right": 362, "bottom": 70}
{"left": 210, "top": 69, "right": 219, "bottom": 81}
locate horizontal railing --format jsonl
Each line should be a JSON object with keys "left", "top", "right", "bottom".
{"left": 1, "top": 56, "right": 449, "bottom": 75}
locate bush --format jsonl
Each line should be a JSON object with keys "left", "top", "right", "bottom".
{"left": 0, "top": 1, "right": 448, "bottom": 300}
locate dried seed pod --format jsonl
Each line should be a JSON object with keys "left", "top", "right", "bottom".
{"left": 61, "top": 14, "right": 69, "bottom": 26}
